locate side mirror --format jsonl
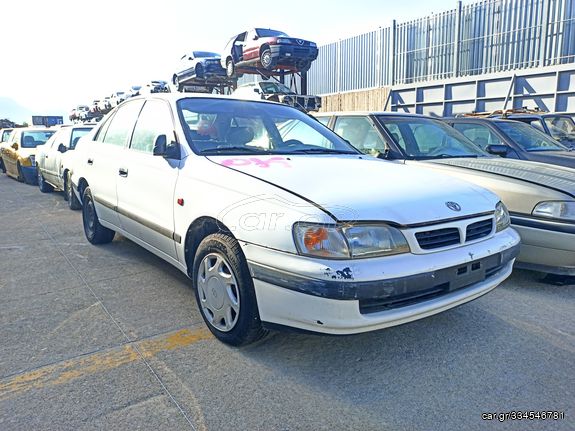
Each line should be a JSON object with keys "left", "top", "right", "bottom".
{"left": 375, "top": 148, "right": 391, "bottom": 159}
{"left": 152, "top": 134, "right": 180, "bottom": 159}
{"left": 11, "top": 143, "right": 18, "bottom": 150}
{"left": 152, "top": 135, "right": 167, "bottom": 156}
{"left": 486, "top": 144, "right": 509, "bottom": 157}
{"left": 57, "top": 143, "right": 67, "bottom": 153}
{"left": 252, "top": 35, "right": 259, "bottom": 40}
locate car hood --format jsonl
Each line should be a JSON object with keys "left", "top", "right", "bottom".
{"left": 207, "top": 155, "right": 499, "bottom": 225}
{"left": 426, "top": 157, "right": 575, "bottom": 197}
{"left": 522, "top": 150, "right": 575, "bottom": 168}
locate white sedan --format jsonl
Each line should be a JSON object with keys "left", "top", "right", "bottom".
{"left": 36, "top": 124, "right": 94, "bottom": 208}
{"left": 69, "top": 94, "right": 520, "bottom": 345}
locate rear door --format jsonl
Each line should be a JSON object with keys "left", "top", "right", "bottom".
{"left": 116, "top": 99, "right": 180, "bottom": 259}
{"left": 44, "top": 128, "right": 70, "bottom": 184}
{"left": 84, "top": 100, "right": 145, "bottom": 228}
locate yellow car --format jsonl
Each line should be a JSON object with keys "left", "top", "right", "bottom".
{"left": 0, "top": 127, "right": 55, "bottom": 184}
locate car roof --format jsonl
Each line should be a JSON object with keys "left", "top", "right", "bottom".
{"left": 315, "top": 111, "right": 427, "bottom": 118}
{"left": 124, "top": 92, "right": 296, "bottom": 107}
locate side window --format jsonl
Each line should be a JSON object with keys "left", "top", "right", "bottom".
{"left": 528, "top": 119, "right": 545, "bottom": 132}
{"left": 334, "top": 116, "right": 386, "bottom": 154}
{"left": 275, "top": 119, "right": 332, "bottom": 148}
{"left": 453, "top": 123, "right": 502, "bottom": 150}
{"left": 102, "top": 101, "right": 145, "bottom": 146}
{"left": 130, "top": 100, "right": 175, "bottom": 153}
{"left": 383, "top": 122, "right": 407, "bottom": 151}
{"left": 95, "top": 113, "right": 115, "bottom": 143}
{"left": 315, "top": 116, "right": 330, "bottom": 126}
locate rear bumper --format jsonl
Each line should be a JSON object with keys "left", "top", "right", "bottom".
{"left": 20, "top": 166, "right": 37, "bottom": 185}
{"left": 243, "top": 228, "right": 520, "bottom": 334}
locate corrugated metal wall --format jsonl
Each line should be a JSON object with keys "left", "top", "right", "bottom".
{"left": 308, "top": 0, "right": 575, "bottom": 94}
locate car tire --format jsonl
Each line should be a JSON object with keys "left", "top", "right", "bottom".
{"left": 226, "top": 58, "right": 235, "bottom": 78}
{"left": 65, "top": 172, "right": 81, "bottom": 210}
{"left": 16, "top": 163, "right": 24, "bottom": 182}
{"left": 37, "top": 169, "right": 53, "bottom": 193}
{"left": 195, "top": 63, "right": 204, "bottom": 79}
{"left": 0, "top": 158, "right": 5, "bottom": 173}
{"left": 192, "top": 233, "right": 268, "bottom": 346}
{"left": 260, "top": 48, "right": 274, "bottom": 70}
{"left": 82, "top": 186, "right": 115, "bottom": 244}
{"left": 299, "top": 60, "right": 312, "bottom": 73}
{"left": 174, "top": 76, "right": 183, "bottom": 92}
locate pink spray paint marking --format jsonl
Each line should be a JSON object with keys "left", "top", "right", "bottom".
{"left": 221, "top": 157, "right": 291, "bottom": 168}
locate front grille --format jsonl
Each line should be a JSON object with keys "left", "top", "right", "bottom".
{"left": 293, "top": 48, "right": 309, "bottom": 56}
{"left": 466, "top": 219, "right": 493, "bottom": 241}
{"left": 415, "top": 228, "right": 460, "bottom": 250}
{"left": 359, "top": 284, "right": 449, "bottom": 314}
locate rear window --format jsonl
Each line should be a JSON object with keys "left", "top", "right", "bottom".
{"left": 21, "top": 131, "right": 55, "bottom": 148}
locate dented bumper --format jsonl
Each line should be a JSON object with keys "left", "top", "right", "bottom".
{"left": 242, "top": 228, "right": 520, "bottom": 334}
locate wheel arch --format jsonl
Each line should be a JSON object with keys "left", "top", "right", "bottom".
{"left": 77, "top": 177, "right": 89, "bottom": 202}
{"left": 259, "top": 44, "right": 271, "bottom": 57}
{"left": 184, "top": 216, "right": 236, "bottom": 277}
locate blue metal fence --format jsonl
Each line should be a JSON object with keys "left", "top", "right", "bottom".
{"left": 308, "top": 0, "right": 575, "bottom": 94}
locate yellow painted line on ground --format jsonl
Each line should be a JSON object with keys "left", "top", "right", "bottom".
{"left": 0, "top": 327, "right": 212, "bottom": 401}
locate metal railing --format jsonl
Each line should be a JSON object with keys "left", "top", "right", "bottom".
{"left": 308, "top": 0, "right": 575, "bottom": 94}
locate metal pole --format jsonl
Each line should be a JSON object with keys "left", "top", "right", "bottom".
{"left": 502, "top": 74, "right": 516, "bottom": 110}
{"left": 390, "top": 20, "right": 397, "bottom": 86}
{"left": 539, "top": 0, "right": 551, "bottom": 67}
{"left": 453, "top": 0, "right": 462, "bottom": 77}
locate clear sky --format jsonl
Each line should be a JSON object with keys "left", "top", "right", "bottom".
{"left": 2, "top": 0, "right": 457, "bottom": 121}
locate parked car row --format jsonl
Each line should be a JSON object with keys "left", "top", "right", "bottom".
{"left": 1, "top": 93, "right": 572, "bottom": 348}
{"left": 69, "top": 81, "right": 170, "bottom": 122}
{"left": 315, "top": 111, "right": 575, "bottom": 276}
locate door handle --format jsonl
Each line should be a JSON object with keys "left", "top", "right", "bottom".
{"left": 87, "top": 158, "right": 93, "bottom": 165}
{"left": 118, "top": 168, "right": 128, "bottom": 177}
{"left": 45, "top": 155, "right": 49, "bottom": 158}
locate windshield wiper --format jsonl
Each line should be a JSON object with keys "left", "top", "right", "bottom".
{"left": 199, "top": 146, "right": 271, "bottom": 155}
{"left": 417, "top": 154, "right": 479, "bottom": 159}
{"left": 286, "top": 148, "right": 357, "bottom": 154}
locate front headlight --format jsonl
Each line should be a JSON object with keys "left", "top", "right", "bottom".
{"left": 495, "top": 201, "right": 510, "bottom": 232}
{"left": 276, "top": 38, "right": 291, "bottom": 44}
{"left": 28, "top": 155, "right": 36, "bottom": 166}
{"left": 532, "top": 201, "right": 575, "bottom": 222}
{"left": 293, "top": 223, "right": 410, "bottom": 259}
{"left": 309, "top": 42, "right": 317, "bottom": 48}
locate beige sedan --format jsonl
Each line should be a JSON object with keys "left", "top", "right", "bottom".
{"left": 316, "top": 112, "right": 575, "bottom": 275}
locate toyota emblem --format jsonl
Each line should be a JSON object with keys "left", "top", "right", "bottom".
{"left": 446, "top": 201, "right": 462, "bottom": 211}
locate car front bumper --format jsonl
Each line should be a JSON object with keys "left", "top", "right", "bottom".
{"left": 242, "top": 228, "right": 520, "bottom": 334}
{"left": 270, "top": 45, "right": 318, "bottom": 64}
{"left": 511, "top": 215, "right": 575, "bottom": 275}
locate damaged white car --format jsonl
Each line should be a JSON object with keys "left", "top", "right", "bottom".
{"left": 70, "top": 94, "right": 520, "bottom": 346}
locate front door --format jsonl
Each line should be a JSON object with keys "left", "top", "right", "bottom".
{"left": 116, "top": 99, "right": 180, "bottom": 259}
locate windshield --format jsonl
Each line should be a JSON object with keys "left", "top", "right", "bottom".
{"left": 543, "top": 116, "right": 575, "bottom": 140}
{"left": 193, "top": 51, "right": 219, "bottom": 58}
{"left": 256, "top": 28, "right": 289, "bottom": 38}
{"left": 376, "top": 116, "right": 487, "bottom": 159}
{"left": 177, "top": 98, "right": 358, "bottom": 156}
{"left": 495, "top": 121, "right": 568, "bottom": 151}
{"left": 21, "top": 131, "right": 55, "bottom": 148}
{"left": 259, "top": 82, "right": 293, "bottom": 94}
